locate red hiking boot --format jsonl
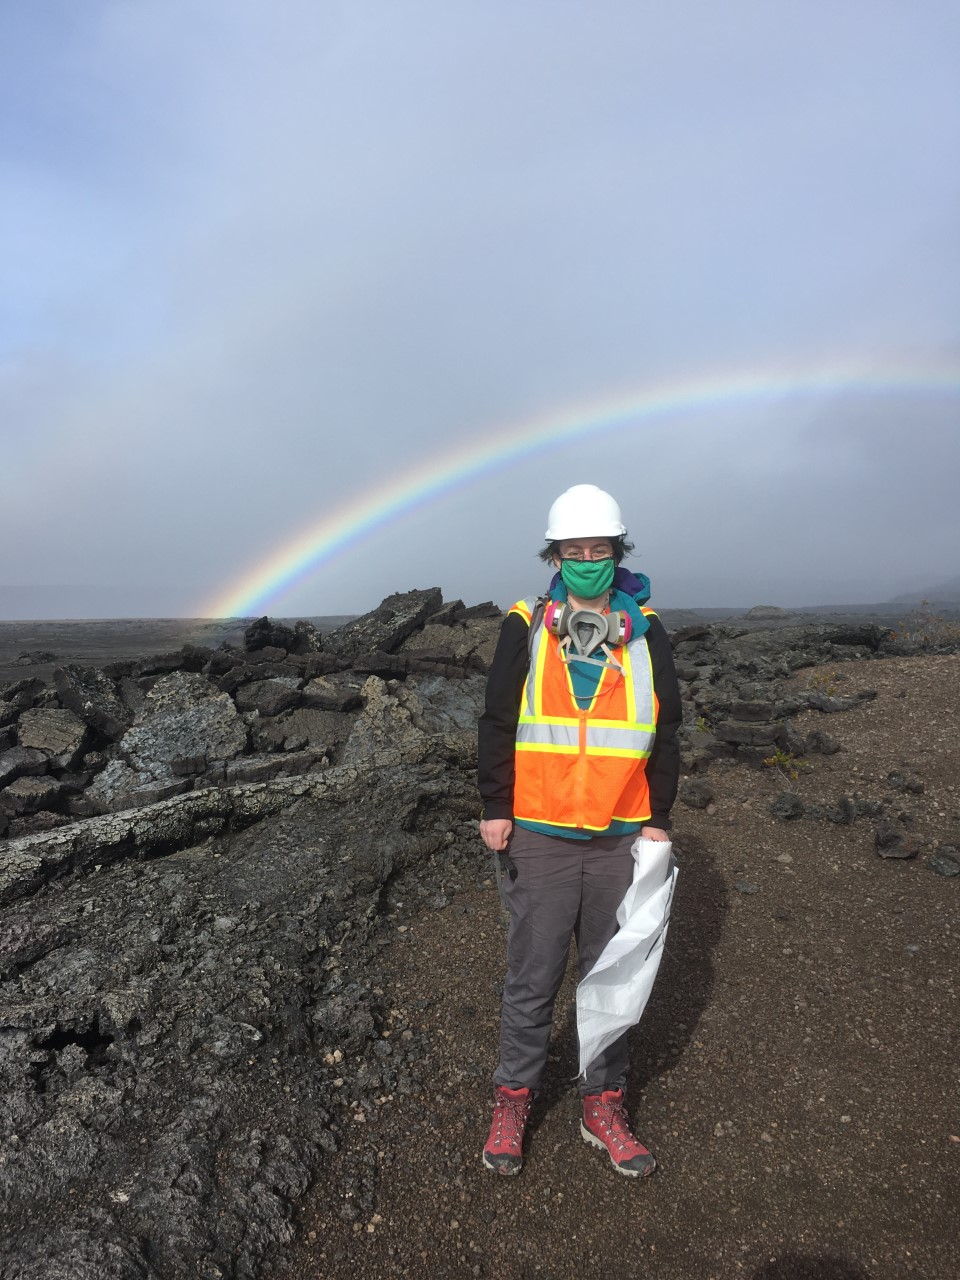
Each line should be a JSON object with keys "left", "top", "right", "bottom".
{"left": 581, "top": 1089, "right": 656, "bottom": 1177}
{"left": 482, "top": 1086, "right": 533, "bottom": 1176}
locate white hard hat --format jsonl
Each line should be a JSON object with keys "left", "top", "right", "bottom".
{"left": 545, "top": 484, "right": 626, "bottom": 540}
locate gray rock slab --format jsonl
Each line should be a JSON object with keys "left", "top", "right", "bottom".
{"left": 714, "top": 720, "right": 779, "bottom": 747}
{"left": 85, "top": 760, "right": 192, "bottom": 814}
{"left": 252, "top": 706, "right": 356, "bottom": 754}
{"left": 54, "top": 665, "right": 131, "bottom": 738}
{"left": 301, "top": 675, "right": 363, "bottom": 713}
{"left": 218, "top": 747, "right": 326, "bottom": 784}
{"left": 340, "top": 673, "right": 483, "bottom": 766}
{"left": 402, "top": 673, "right": 486, "bottom": 735}
{"left": 398, "top": 615, "right": 501, "bottom": 672}
{"left": 120, "top": 671, "right": 248, "bottom": 771}
{"left": 324, "top": 588, "right": 443, "bottom": 659}
{"left": 17, "top": 707, "right": 88, "bottom": 763}
{"left": 233, "top": 677, "right": 302, "bottom": 717}
{"left": 217, "top": 662, "right": 295, "bottom": 694}
{"left": 0, "top": 776, "right": 65, "bottom": 816}
{"left": 0, "top": 747, "right": 49, "bottom": 788}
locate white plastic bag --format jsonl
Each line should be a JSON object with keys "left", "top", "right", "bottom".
{"left": 576, "top": 837, "right": 678, "bottom": 1078}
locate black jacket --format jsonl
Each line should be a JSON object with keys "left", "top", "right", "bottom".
{"left": 477, "top": 607, "right": 682, "bottom": 830}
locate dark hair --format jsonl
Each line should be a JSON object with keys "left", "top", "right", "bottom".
{"left": 537, "top": 535, "right": 635, "bottom": 566}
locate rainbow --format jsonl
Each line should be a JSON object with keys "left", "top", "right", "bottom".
{"left": 204, "top": 358, "right": 959, "bottom": 618}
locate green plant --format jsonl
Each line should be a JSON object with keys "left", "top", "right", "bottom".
{"left": 808, "top": 670, "right": 839, "bottom": 696}
{"left": 762, "top": 747, "right": 810, "bottom": 784}
{"left": 695, "top": 715, "right": 708, "bottom": 732}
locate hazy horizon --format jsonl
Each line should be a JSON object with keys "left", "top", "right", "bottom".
{"left": 3, "top": 573, "right": 959, "bottom": 623}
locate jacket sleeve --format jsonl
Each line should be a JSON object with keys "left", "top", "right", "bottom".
{"left": 477, "top": 611, "right": 529, "bottom": 820}
{"left": 644, "top": 614, "right": 682, "bottom": 831}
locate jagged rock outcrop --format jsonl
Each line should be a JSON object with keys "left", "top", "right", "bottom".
{"left": 0, "top": 765, "right": 477, "bottom": 1280}
{"left": 53, "top": 665, "right": 132, "bottom": 738}
{"left": 323, "top": 588, "right": 443, "bottom": 660}
{"left": 243, "top": 616, "right": 323, "bottom": 655}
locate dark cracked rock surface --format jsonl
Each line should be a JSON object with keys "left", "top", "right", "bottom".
{"left": 0, "top": 592, "right": 957, "bottom": 1278}
{"left": 0, "top": 758, "right": 479, "bottom": 1279}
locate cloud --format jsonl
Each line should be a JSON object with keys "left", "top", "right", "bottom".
{"left": 1, "top": 1, "right": 958, "bottom": 616}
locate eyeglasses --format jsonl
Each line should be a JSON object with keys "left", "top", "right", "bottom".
{"left": 561, "top": 547, "right": 614, "bottom": 561}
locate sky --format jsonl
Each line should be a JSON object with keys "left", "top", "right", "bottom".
{"left": 2, "top": 0, "right": 958, "bottom": 619}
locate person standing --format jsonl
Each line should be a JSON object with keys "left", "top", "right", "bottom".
{"left": 477, "top": 484, "right": 681, "bottom": 1177}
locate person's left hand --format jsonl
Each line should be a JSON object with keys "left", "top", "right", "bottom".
{"left": 641, "top": 826, "right": 670, "bottom": 842}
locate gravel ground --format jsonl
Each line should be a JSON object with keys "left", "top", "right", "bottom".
{"left": 276, "top": 654, "right": 960, "bottom": 1280}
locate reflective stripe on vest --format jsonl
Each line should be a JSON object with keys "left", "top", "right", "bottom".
{"left": 508, "top": 597, "right": 536, "bottom": 625}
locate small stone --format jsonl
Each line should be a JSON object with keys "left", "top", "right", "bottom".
{"left": 825, "top": 796, "right": 857, "bottom": 826}
{"left": 771, "top": 792, "right": 805, "bottom": 821}
{"left": 734, "top": 881, "right": 759, "bottom": 895}
{"left": 928, "top": 847, "right": 960, "bottom": 878}
{"left": 775, "top": 852, "right": 794, "bottom": 864}
{"left": 679, "top": 777, "right": 715, "bottom": 809}
{"left": 874, "top": 822, "right": 921, "bottom": 860}
{"left": 886, "top": 770, "right": 925, "bottom": 795}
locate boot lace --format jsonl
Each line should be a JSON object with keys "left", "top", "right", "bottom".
{"left": 594, "top": 1094, "right": 645, "bottom": 1157}
{"left": 492, "top": 1092, "right": 531, "bottom": 1150}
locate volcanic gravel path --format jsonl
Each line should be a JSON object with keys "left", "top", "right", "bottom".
{"left": 279, "top": 655, "right": 960, "bottom": 1280}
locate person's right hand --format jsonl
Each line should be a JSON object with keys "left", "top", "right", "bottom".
{"left": 480, "top": 819, "right": 513, "bottom": 851}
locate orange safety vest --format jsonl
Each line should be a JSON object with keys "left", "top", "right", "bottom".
{"left": 509, "top": 597, "right": 659, "bottom": 831}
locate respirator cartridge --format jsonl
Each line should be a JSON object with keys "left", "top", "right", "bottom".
{"left": 543, "top": 601, "right": 632, "bottom": 672}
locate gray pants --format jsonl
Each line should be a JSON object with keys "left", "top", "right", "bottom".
{"left": 493, "top": 826, "right": 636, "bottom": 1097}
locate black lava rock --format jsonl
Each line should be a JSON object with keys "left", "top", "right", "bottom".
{"left": 874, "top": 821, "right": 921, "bottom": 859}
{"left": 679, "top": 777, "right": 716, "bottom": 809}
{"left": 770, "top": 791, "right": 806, "bottom": 820}
{"left": 53, "top": 666, "right": 132, "bottom": 739}
{"left": 324, "top": 589, "right": 443, "bottom": 660}
{"left": 928, "top": 846, "right": 960, "bottom": 877}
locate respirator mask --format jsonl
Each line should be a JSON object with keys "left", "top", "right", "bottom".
{"left": 543, "top": 600, "right": 632, "bottom": 672}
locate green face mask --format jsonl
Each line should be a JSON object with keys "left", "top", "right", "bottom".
{"left": 559, "top": 557, "right": 615, "bottom": 600}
